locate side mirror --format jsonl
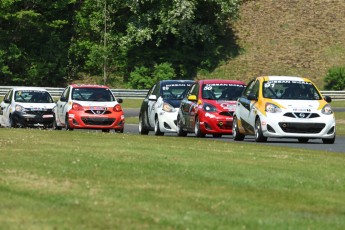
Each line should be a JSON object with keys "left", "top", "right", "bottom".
{"left": 149, "top": 95, "right": 157, "bottom": 101}
{"left": 4, "top": 99, "right": 10, "bottom": 103}
{"left": 247, "top": 94, "right": 258, "bottom": 101}
{"left": 324, "top": 95, "right": 332, "bottom": 103}
{"left": 60, "top": 96, "right": 67, "bottom": 102}
{"left": 117, "top": 98, "right": 123, "bottom": 103}
{"left": 188, "top": 95, "right": 197, "bottom": 101}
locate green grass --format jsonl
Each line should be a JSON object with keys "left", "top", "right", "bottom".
{"left": 0, "top": 129, "right": 344, "bottom": 229}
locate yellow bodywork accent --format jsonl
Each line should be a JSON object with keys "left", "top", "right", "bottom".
{"left": 188, "top": 95, "right": 197, "bottom": 101}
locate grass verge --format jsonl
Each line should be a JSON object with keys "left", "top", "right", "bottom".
{"left": 0, "top": 129, "right": 344, "bottom": 229}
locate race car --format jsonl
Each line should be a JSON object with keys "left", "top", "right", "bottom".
{"left": 232, "top": 76, "right": 336, "bottom": 144}
{"left": 176, "top": 79, "right": 246, "bottom": 137}
{"left": 138, "top": 80, "right": 195, "bottom": 135}
{"left": 53, "top": 84, "right": 125, "bottom": 132}
{"left": 0, "top": 87, "right": 55, "bottom": 128}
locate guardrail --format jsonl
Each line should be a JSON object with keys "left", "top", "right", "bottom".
{"left": 0, "top": 86, "right": 148, "bottom": 98}
{"left": 0, "top": 86, "right": 344, "bottom": 99}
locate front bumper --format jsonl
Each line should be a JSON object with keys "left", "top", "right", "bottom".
{"left": 12, "top": 111, "right": 54, "bottom": 127}
{"left": 67, "top": 110, "right": 125, "bottom": 130}
{"left": 198, "top": 112, "right": 234, "bottom": 135}
{"left": 260, "top": 112, "right": 336, "bottom": 139}
{"left": 157, "top": 110, "right": 178, "bottom": 133}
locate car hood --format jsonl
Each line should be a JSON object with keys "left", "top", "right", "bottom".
{"left": 17, "top": 102, "right": 56, "bottom": 110}
{"left": 204, "top": 100, "right": 237, "bottom": 111}
{"left": 73, "top": 101, "right": 119, "bottom": 107}
{"left": 273, "top": 99, "right": 323, "bottom": 112}
{"left": 164, "top": 99, "right": 182, "bottom": 108}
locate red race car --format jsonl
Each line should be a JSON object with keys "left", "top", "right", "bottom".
{"left": 177, "top": 79, "right": 246, "bottom": 137}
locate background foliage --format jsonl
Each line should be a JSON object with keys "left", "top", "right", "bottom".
{"left": 0, "top": 0, "right": 241, "bottom": 87}
{"left": 324, "top": 66, "right": 345, "bottom": 90}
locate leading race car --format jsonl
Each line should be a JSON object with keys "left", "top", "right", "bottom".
{"left": 0, "top": 87, "right": 55, "bottom": 128}
{"left": 232, "top": 76, "right": 336, "bottom": 143}
{"left": 53, "top": 84, "right": 125, "bottom": 132}
{"left": 138, "top": 80, "right": 195, "bottom": 135}
{"left": 176, "top": 79, "right": 246, "bottom": 137}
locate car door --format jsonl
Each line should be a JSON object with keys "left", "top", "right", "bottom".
{"left": 139, "top": 84, "right": 155, "bottom": 129}
{"left": 0, "top": 89, "right": 13, "bottom": 126}
{"left": 148, "top": 83, "right": 159, "bottom": 128}
{"left": 237, "top": 80, "right": 260, "bottom": 133}
{"left": 182, "top": 83, "right": 199, "bottom": 130}
{"left": 56, "top": 86, "right": 71, "bottom": 125}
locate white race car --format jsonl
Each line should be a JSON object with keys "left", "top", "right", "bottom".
{"left": 233, "top": 76, "right": 336, "bottom": 144}
{"left": 138, "top": 80, "right": 195, "bottom": 135}
{"left": 0, "top": 87, "right": 55, "bottom": 128}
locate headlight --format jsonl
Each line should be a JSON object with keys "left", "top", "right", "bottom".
{"left": 15, "top": 104, "right": 26, "bottom": 112}
{"left": 162, "top": 103, "right": 176, "bottom": 112}
{"left": 321, "top": 104, "right": 333, "bottom": 115}
{"left": 265, "top": 103, "right": 281, "bottom": 113}
{"left": 203, "top": 103, "right": 217, "bottom": 112}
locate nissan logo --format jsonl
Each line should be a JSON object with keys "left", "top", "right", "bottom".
{"left": 299, "top": 113, "right": 305, "bottom": 118}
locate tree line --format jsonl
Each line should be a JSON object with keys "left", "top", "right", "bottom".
{"left": 0, "top": 0, "right": 242, "bottom": 88}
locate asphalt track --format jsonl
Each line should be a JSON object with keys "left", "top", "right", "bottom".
{"left": 123, "top": 108, "right": 345, "bottom": 154}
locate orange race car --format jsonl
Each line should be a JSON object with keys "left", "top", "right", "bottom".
{"left": 53, "top": 84, "right": 125, "bottom": 132}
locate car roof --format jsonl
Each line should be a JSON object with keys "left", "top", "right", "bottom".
{"left": 260, "top": 76, "right": 312, "bottom": 82}
{"left": 11, "top": 87, "right": 48, "bottom": 92}
{"left": 70, "top": 84, "right": 110, "bottom": 89}
{"left": 198, "top": 79, "right": 246, "bottom": 85}
{"left": 158, "top": 80, "right": 195, "bottom": 85}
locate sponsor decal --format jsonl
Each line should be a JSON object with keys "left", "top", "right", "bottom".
{"left": 205, "top": 113, "right": 216, "bottom": 118}
{"left": 292, "top": 108, "right": 311, "bottom": 112}
{"left": 220, "top": 103, "right": 236, "bottom": 111}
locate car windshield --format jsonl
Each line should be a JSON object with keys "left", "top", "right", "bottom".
{"left": 161, "top": 83, "right": 193, "bottom": 100}
{"left": 263, "top": 80, "right": 322, "bottom": 100}
{"left": 72, "top": 88, "right": 115, "bottom": 101}
{"left": 14, "top": 90, "right": 54, "bottom": 103}
{"left": 202, "top": 83, "right": 246, "bottom": 100}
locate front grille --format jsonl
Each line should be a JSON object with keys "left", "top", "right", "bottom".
{"left": 217, "top": 121, "right": 232, "bottom": 130}
{"left": 27, "top": 109, "right": 53, "bottom": 116}
{"left": 279, "top": 122, "right": 325, "bottom": 133}
{"left": 283, "top": 112, "right": 320, "bottom": 119}
{"left": 219, "top": 111, "right": 233, "bottom": 117}
{"left": 26, "top": 110, "right": 54, "bottom": 123}
{"left": 85, "top": 110, "right": 111, "bottom": 115}
{"left": 81, "top": 117, "right": 115, "bottom": 126}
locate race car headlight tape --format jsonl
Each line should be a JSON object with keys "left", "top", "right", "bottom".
{"left": 15, "top": 104, "right": 26, "bottom": 112}
{"left": 321, "top": 104, "right": 333, "bottom": 115}
{"left": 163, "top": 103, "right": 176, "bottom": 112}
{"left": 203, "top": 103, "right": 217, "bottom": 112}
{"left": 265, "top": 103, "right": 282, "bottom": 113}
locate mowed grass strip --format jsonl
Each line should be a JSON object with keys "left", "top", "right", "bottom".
{"left": 0, "top": 128, "right": 344, "bottom": 229}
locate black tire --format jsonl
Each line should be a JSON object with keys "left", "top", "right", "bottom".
{"left": 9, "top": 115, "right": 17, "bottom": 128}
{"left": 254, "top": 118, "right": 267, "bottom": 142}
{"left": 115, "top": 128, "right": 124, "bottom": 133}
{"left": 298, "top": 138, "right": 309, "bottom": 143}
{"left": 138, "top": 115, "right": 149, "bottom": 135}
{"left": 176, "top": 116, "right": 187, "bottom": 137}
{"left": 322, "top": 135, "right": 335, "bottom": 144}
{"left": 194, "top": 117, "right": 205, "bottom": 138}
{"left": 65, "top": 115, "right": 73, "bottom": 131}
{"left": 154, "top": 118, "right": 164, "bottom": 136}
{"left": 233, "top": 116, "right": 245, "bottom": 141}
{"left": 213, "top": 134, "right": 222, "bottom": 138}
{"left": 52, "top": 116, "right": 62, "bottom": 130}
